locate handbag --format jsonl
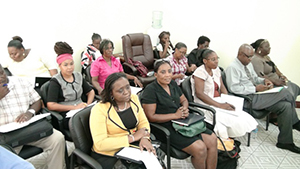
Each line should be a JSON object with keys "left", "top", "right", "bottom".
{"left": 172, "top": 120, "right": 206, "bottom": 137}
{"left": 216, "top": 137, "right": 241, "bottom": 169}
{"left": 128, "top": 58, "right": 148, "bottom": 77}
{"left": 0, "top": 118, "right": 53, "bottom": 147}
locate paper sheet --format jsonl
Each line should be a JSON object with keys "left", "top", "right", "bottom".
{"left": 130, "top": 86, "right": 143, "bottom": 95}
{"left": 116, "top": 147, "right": 162, "bottom": 169}
{"left": 66, "top": 101, "right": 97, "bottom": 118}
{"left": 255, "top": 86, "right": 284, "bottom": 94}
{"left": 211, "top": 94, "right": 244, "bottom": 116}
{"left": 0, "top": 113, "right": 50, "bottom": 133}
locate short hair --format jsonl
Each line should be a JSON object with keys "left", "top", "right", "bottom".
{"left": 91, "top": 33, "right": 101, "bottom": 42}
{"left": 7, "top": 36, "right": 25, "bottom": 49}
{"left": 101, "top": 73, "right": 127, "bottom": 107}
{"left": 54, "top": 42, "right": 73, "bottom": 56}
{"left": 197, "top": 36, "right": 210, "bottom": 47}
{"left": 174, "top": 42, "right": 187, "bottom": 50}
{"left": 153, "top": 59, "right": 171, "bottom": 73}
{"left": 202, "top": 49, "right": 215, "bottom": 60}
{"left": 251, "top": 39, "right": 266, "bottom": 51}
{"left": 99, "top": 39, "right": 114, "bottom": 55}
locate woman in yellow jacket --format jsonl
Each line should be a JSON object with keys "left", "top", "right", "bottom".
{"left": 90, "top": 73, "right": 155, "bottom": 168}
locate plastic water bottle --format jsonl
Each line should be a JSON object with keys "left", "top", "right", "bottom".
{"left": 252, "top": 128, "right": 258, "bottom": 139}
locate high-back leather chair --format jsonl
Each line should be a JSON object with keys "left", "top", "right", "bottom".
{"left": 122, "top": 33, "right": 156, "bottom": 87}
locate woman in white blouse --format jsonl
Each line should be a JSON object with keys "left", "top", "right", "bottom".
{"left": 6, "top": 36, "right": 57, "bottom": 77}
{"left": 191, "top": 49, "right": 257, "bottom": 140}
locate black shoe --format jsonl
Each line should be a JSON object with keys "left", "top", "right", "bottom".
{"left": 276, "top": 143, "right": 300, "bottom": 154}
{"left": 292, "top": 121, "right": 300, "bottom": 131}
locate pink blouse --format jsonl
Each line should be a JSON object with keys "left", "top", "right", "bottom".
{"left": 90, "top": 56, "right": 123, "bottom": 89}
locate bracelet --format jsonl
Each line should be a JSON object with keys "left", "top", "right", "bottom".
{"left": 142, "top": 136, "right": 151, "bottom": 142}
{"left": 129, "top": 135, "right": 135, "bottom": 142}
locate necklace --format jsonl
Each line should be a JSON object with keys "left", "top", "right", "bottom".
{"left": 118, "top": 102, "right": 127, "bottom": 111}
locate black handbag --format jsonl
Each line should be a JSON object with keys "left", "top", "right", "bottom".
{"left": 0, "top": 118, "right": 53, "bottom": 147}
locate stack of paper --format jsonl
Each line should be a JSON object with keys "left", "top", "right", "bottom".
{"left": 115, "top": 147, "right": 162, "bottom": 169}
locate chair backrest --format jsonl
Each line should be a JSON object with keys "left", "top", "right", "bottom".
{"left": 4, "top": 68, "right": 12, "bottom": 76}
{"left": 221, "top": 70, "right": 228, "bottom": 90}
{"left": 40, "top": 81, "right": 50, "bottom": 106}
{"left": 69, "top": 106, "right": 93, "bottom": 157}
{"left": 181, "top": 76, "right": 194, "bottom": 102}
{"left": 85, "top": 65, "right": 92, "bottom": 85}
{"left": 122, "top": 33, "right": 154, "bottom": 69}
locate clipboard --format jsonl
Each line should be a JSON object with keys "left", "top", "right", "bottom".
{"left": 115, "top": 147, "right": 144, "bottom": 164}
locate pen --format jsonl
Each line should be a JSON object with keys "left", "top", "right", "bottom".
{"left": 260, "top": 72, "right": 265, "bottom": 76}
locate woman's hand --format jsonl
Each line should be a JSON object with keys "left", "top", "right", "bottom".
{"left": 139, "top": 137, "right": 156, "bottom": 156}
{"left": 174, "top": 106, "right": 189, "bottom": 119}
{"left": 15, "top": 112, "right": 33, "bottom": 123}
{"left": 219, "top": 103, "right": 235, "bottom": 111}
{"left": 133, "top": 77, "right": 143, "bottom": 87}
{"left": 133, "top": 128, "right": 150, "bottom": 141}
{"left": 74, "top": 102, "right": 87, "bottom": 109}
{"left": 190, "top": 64, "right": 197, "bottom": 72}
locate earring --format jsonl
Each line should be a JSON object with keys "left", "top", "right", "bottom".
{"left": 23, "top": 53, "right": 25, "bottom": 56}
{"left": 111, "top": 96, "right": 114, "bottom": 100}
{"left": 258, "top": 50, "right": 261, "bottom": 54}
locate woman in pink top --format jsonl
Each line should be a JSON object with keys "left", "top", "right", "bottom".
{"left": 90, "top": 39, "right": 142, "bottom": 95}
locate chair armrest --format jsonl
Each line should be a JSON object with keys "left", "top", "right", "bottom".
{"left": 188, "top": 106, "right": 204, "bottom": 116}
{"left": 150, "top": 123, "right": 170, "bottom": 137}
{"left": 188, "top": 102, "right": 216, "bottom": 115}
{"left": 72, "top": 149, "right": 103, "bottom": 169}
{"left": 41, "top": 108, "right": 64, "bottom": 132}
{"left": 233, "top": 93, "right": 253, "bottom": 102}
{"left": 188, "top": 102, "right": 216, "bottom": 127}
{"left": 122, "top": 62, "right": 138, "bottom": 75}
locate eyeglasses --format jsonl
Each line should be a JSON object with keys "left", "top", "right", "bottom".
{"left": 206, "top": 57, "right": 220, "bottom": 61}
{"left": 243, "top": 52, "right": 253, "bottom": 59}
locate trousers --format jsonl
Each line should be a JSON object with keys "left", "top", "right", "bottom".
{"left": 247, "top": 88, "right": 299, "bottom": 144}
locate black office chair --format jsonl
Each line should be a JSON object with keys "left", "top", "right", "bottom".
{"left": 69, "top": 106, "right": 103, "bottom": 169}
{"left": 221, "top": 70, "right": 271, "bottom": 146}
{"left": 40, "top": 81, "right": 73, "bottom": 141}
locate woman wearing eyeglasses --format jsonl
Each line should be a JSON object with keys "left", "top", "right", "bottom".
{"left": 251, "top": 39, "right": 300, "bottom": 99}
{"left": 167, "top": 42, "right": 197, "bottom": 85}
{"left": 90, "top": 39, "right": 142, "bottom": 95}
{"left": 191, "top": 49, "right": 257, "bottom": 140}
{"left": 90, "top": 73, "right": 155, "bottom": 168}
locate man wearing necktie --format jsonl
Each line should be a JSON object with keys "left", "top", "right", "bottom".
{"left": 225, "top": 44, "right": 300, "bottom": 154}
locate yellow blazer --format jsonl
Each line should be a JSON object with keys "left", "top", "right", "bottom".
{"left": 90, "top": 94, "right": 150, "bottom": 156}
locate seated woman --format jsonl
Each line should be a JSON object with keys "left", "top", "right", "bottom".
{"left": 90, "top": 39, "right": 142, "bottom": 95}
{"left": 46, "top": 41, "right": 95, "bottom": 129}
{"left": 156, "top": 31, "right": 174, "bottom": 58}
{"left": 251, "top": 39, "right": 300, "bottom": 99}
{"left": 6, "top": 36, "right": 58, "bottom": 77}
{"left": 81, "top": 33, "right": 102, "bottom": 70}
{"left": 140, "top": 60, "right": 218, "bottom": 169}
{"left": 191, "top": 49, "right": 257, "bottom": 140}
{"left": 90, "top": 73, "right": 156, "bottom": 168}
{"left": 167, "top": 42, "right": 197, "bottom": 85}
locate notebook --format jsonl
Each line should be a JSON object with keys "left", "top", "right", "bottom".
{"left": 171, "top": 113, "right": 205, "bottom": 126}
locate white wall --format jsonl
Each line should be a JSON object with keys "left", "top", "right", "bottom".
{"left": 1, "top": 0, "right": 300, "bottom": 100}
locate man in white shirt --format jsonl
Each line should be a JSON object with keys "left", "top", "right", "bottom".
{"left": 0, "top": 63, "right": 65, "bottom": 168}
{"left": 225, "top": 44, "right": 300, "bottom": 154}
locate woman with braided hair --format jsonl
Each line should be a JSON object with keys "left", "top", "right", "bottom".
{"left": 46, "top": 41, "right": 95, "bottom": 129}
{"left": 6, "top": 36, "right": 58, "bottom": 77}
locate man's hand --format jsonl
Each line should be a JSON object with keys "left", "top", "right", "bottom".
{"left": 15, "top": 112, "right": 33, "bottom": 123}
{"left": 0, "top": 83, "right": 9, "bottom": 100}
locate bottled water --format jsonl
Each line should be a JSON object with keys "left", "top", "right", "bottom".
{"left": 251, "top": 128, "right": 258, "bottom": 139}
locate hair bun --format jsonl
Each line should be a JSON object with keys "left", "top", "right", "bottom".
{"left": 12, "top": 36, "right": 23, "bottom": 43}
{"left": 250, "top": 42, "right": 256, "bottom": 48}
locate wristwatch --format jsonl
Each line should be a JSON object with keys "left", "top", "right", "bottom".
{"left": 27, "top": 109, "right": 36, "bottom": 116}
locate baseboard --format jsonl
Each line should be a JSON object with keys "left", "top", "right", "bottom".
{"left": 296, "top": 101, "right": 300, "bottom": 108}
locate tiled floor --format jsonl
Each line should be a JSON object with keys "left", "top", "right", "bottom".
{"left": 27, "top": 109, "right": 300, "bottom": 169}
